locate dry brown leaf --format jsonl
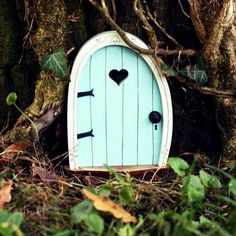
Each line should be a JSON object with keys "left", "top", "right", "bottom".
{"left": 32, "top": 166, "right": 59, "bottom": 184}
{"left": 0, "top": 143, "right": 28, "bottom": 159}
{"left": 83, "top": 188, "right": 137, "bottom": 223}
{"left": 0, "top": 181, "right": 13, "bottom": 209}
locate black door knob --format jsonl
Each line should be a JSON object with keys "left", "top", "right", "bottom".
{"left": 149, "top": 111, "right": 162, "bottom": 124}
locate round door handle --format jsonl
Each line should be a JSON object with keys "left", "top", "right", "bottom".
{"left": 149, "top": 111, "right": 162, "bottom": 124}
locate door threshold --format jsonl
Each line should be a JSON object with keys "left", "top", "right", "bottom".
{"left": 64, "top": 165, "right": 169, "bottom": 175}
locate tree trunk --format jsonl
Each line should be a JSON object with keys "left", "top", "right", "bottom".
{"left": 0, "top": 0, "right": 235, "bottom": 160}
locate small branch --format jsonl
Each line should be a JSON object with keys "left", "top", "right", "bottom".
{"left": 111, "top": 0, "right": 117, "bottom": 22}
{"left": 132, "top": 0, "right": 158, "bottom": 49}
{"left": 178, "top": 0, "right": 190, "bottom": 18}
{"left": 175, "top": 74, "right": 236, "bottom": 97}
{"left": 88, "top": 0, "right": 198, "bottom": 56}
{"left": 88, "top": 0, "right": 153, "bottom": 54}
{"left": 199, "top": 87, "right": 236, "bottom": 97}
{"left": 187, "top": 0, "right": 206, "bottom": 43}
{"left": 203, "top": 0, "right": 234, "bottom": 58}
{"left": 147, "top": 11, "right": 183, "bottom": 48}
{"left": 156, "top": 49, "right": 198, "bottom": 56}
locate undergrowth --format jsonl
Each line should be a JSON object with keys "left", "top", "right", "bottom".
{"left": 0, "top": 154, "right": 235, "bottom": 236}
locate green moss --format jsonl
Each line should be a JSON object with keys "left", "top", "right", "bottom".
{"left": 34, "top": 0, "right": 67, "bottom": 57}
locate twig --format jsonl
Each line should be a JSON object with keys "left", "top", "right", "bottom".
{"left": 88, "top": 0, "right": 198, "bottom": 56}
{"left": 178, "top": 0, "right": 190, "bottom": 18}
{"left": 175, "top": 74, "right": 236, "bottom": 97}
{"left": 19, "top": 18, "right": 35, "bottom": 64}
{"left": 187, "top": 0, "right": 206, "bottom": 43}
{"left": 157, "top": 48, "right": 198, "bottom": 56}
{"left": 88, "top": 0, "right": 154, "bottom": 54}
{"left": 203, "top": 0, "right": 234, "bottom": 59}
{"left": 147, "top": 11, "right": 183, "bottom": 48}
{"left": 132, "top": 0, "right": 158, "bottom": 49}
{"left": 111, "top": 0, "right": 117, "bottom": 22}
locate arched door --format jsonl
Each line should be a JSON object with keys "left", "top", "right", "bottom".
{"left": 68, "top": 31, "right": 172, "bottom": 170}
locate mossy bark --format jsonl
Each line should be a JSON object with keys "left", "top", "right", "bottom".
{"left": 0, "top": 0, "right": 235, "bottom": 160}
{"left": 2, "top": 0, "right": 68, "bottom": 144}
{"left": 200, "top": 1, "right": 236, "bottom": 159}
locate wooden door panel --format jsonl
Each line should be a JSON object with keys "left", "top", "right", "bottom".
{"left": 75, "top": 45, "right": 163, "bottom": 167}
{"left": 122, "top": 47, "right": 138, "bottom": 165}
{"left": 152, "top": 74, "right": 163, "bottom": 164}
{"left": 105, "top": 46, "right": 123, "bottom": 165}
{"left": 137, "top": 56, "right": 154, "bottom": 165}
{"left": 76, "top": 59, "right": 93, "bottom": 166}
{"left": 90, "top": 49, "right": 107, "bottom": 166}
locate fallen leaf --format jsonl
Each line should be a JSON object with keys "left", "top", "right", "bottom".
{"left": 82, "top": 188, "right": 137, "bottom": 224}
{"left": 0, "top": 143, "right": 28, "bottom": 159}
{"left": 0, "top": 181, "right": 13, "bottom": 209}
{"left": 32, "top": 166, "right": 59, "bottom": 184}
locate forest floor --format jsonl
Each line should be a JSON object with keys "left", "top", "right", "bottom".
{"left": 0, "top": 151, "right": 235, "bottom": 236}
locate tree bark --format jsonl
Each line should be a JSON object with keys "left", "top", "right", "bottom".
{"left": 1, "top": 0, "right": 68, "bottom": 145}
{"left": 0, "top": 0, "right": 235, "bottom": 160}
{"left": 188, "top": 0, "right": 236, "bottom": 158}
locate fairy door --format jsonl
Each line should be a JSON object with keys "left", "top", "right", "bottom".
{"left": 68, "top": 31, "right": 172, "bottom": 170}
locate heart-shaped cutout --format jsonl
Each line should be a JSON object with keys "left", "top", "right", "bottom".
{"left": 109, "top": 69, "right": 128, "bottom": 86}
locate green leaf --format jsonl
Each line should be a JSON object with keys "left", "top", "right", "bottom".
{"left": 199, "top": 216, "right": 212, "bottom": 226}
{"left": 53, "top": 229, "right": 74, "bottom": 236}
{"left": 6, "top": 92, "right": 17, "bottom": 106}
{"left": 70, "top": 200, "right": 93, "bottom": 224}
{"left": 83, "top": 213, "right": 104, "bottom": 235}
{"left": 196, "top": 56, "right": 208, "bottom": 72}
{"left": 179, "top": 64, "right": 208, "bottom": 86}
{"left": 106, "top": 166, "right": 126, "bottom": 185}
{"left": 40, "top": 48, "right": 69, "bottom": 79}
{"left": 229, "top": 179, "right": 236, "bottom": 196}
{"left": 119, "top": 186, "right": 135, "bottom": 205}
{"left": 161, "top": 64, "right": 177, "bottom": 77}
{"left": 168, "top": 157, "right": 189, "bottom": 176}
{"left": 99, "top": 184, "right": 112, "bottom": 197}
{"left": 8, "top": 212, "right": 23, "bottom": 228}
{"left": 184, "top": 175, "right": 205, "bottom": 203}
{"left": 0, "top": 211, "right": 9, "bottom": 223}
{"left": 199, "top": 170, "right": 221, "bottom": 188}
{"left": 118, "top": 224, "right": 136, "bottom": 236}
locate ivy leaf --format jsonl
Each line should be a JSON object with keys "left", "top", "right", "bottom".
{"left": 161, "top": 64, "right": 177, "bottom": 77}
{"left": 184, "top": 175, "right": 205, "bottom": 203}
{"left": 83, "top": 214, "right": 104, "bottom": 235}
{"left": 196, "top": 56, "right": 208, "bottom": 73}
{"left": 8, "top": 212, "right": 24, "bottom": 228}
{"left": 99, "top": 184, "right": 112, "bottom": 197}
{"left": 119, "top": 186, "right": 135, "bottom": 205}
{"left": 180, "top": 64, "right": 208, "bottom": 86}
{"left": 40, "top": 48, "right": 69, "bottom": 79}
{"left": 6, "top": 92, "right": 17, "bottom": 106}
{"left": 199, "top": 170, "right": 222, "bottom": 189}
{"left": 229, "top": 179, "right": 236, "bottom": 196}
{"left": 70, "top": 200, "right": 93, "bottom": 224}
{"left": 168, "top": 157, "right": 189, "bottom": 177}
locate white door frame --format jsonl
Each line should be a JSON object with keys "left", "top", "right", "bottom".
{"left": 68, "top": 31, "right": 173, "bottom": 170}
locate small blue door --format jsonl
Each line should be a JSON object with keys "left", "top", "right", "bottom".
{"left": 74, "top": 45, "right": 163, "bottom": 167}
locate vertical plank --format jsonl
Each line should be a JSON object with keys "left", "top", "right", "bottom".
{"left": 137, "top": 56, "right": 153, "bottom": 165}
{"left": 90, "top": 48, "right": 107, "bottom": 166}
{"left": 106, "top": 46, "right": 123, "bottom": 166}
{"left": 76, "top": 58, "right": 93, "bottom": 167}
{"left": 122, "top": 47, "right": 138, "bottom": 165}
{"left": 152, "top": 74, "right": 163, "bottom": 164}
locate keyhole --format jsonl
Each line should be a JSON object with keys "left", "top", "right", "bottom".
{"left": 155, "top": 125, "right": 157, "bottom": 130}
